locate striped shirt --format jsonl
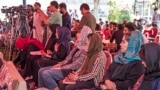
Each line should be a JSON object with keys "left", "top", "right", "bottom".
{"left": 78, "top": 51, "right": 107, "bottom": 86}
{"left": 59, "top": 48, "right": 87, "bottom": 70}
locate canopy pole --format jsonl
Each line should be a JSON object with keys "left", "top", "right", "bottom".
{"left": 23, "top": 0, "right": 26, "bottom": 8}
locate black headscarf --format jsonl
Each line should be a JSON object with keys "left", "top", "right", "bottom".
{"left": 139, "top": 43, "right": 160, "bottom": 90}
{"left": 140, "top": 43, "right": 160, "bottom": 76}
{"left": 45, "top": 24, "right": 60, "bottom": 51}
{"left": 48, "top": 24, "right": 60, "bottom": 38}
{"left": 56, "top": 26, "right": 71, "bottom": 55}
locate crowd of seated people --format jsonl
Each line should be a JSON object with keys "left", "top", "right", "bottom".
{"left": 23, "top": 24, "right": 60, "bottom": 80}
{"left": 100, "top": 23, "right": 145, "bottom": 90}
{"left": 1, "top": 0, "right": 160, "bottom": 90}
{"left": 38, "top": 25, "right": 92, "bottom": 90}
{"left": 34, "top": 22, "right": 160, "bottom": 90}
{"left": 24, "top": 25, "right": 71, "bottom": 86}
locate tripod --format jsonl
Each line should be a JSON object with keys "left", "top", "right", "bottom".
{"left": 8, "top": 11, "right": 29, "bottom": 60}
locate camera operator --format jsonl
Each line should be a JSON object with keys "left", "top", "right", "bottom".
{"left": 33, "top": 2, "right": 44, "bottom": 43}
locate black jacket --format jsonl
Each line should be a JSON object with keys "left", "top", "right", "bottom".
{"left": 104, "top": 60, "right": 145, "bottom": 90}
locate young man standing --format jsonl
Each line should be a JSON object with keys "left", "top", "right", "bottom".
{"left": 39, "top": 1, "right": 62, "bottom": 39}
{"left": 59, "top": 3, "right": 71, "bottom": 29}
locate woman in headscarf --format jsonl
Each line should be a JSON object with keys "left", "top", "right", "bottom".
{"left": 14, "top": 37, "right": 45, "bottom": 70}
{"left": 64, "top": 33, "right": 107, "bottom": 90}
{"left": 29, "top": 26, "right": 71, "bottom": 87}
{"left": 100, "top": 22, "right": 145, "bottom": 90}
{"left": 44, "top": 24, "right": 60, "bottom": 52}
{"left": 24, "top": 24, "right": 59, "bottom": 80}
{"left": 138, "top": 43, "right": 160, "bottom": 90}
{"left": 37, "top": 25, "right": 92, "bottom": 90}
{"left": 51, "top": 26, "right": 71, "bottom": 61}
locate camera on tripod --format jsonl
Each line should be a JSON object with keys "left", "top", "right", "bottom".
{"left": 1, "top": 6, "right": 14, "bottom": 14}
{"left": 1, "top": 6, "right": 32, "bottom": 16}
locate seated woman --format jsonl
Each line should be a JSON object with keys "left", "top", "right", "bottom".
{"left": 14, "top": 37, "right": 45, "bottom": 69}
{"left": 138, "top": 43, "right": 160, "bottom": 90}
{"left": 24, "top": 24, "right": 59, "bottom": 79}
{"left": 64, "top": 33, "right": 107, "bottom": 90}
{"left": 37, "top": 25, "right": 92, "bottom": 90}
{"left": 100, "top": 22, "right": 145, "bottom": 90}
{"left": 36, "top": 26, "right": 71, "bottom": 66}
{"left": 43, "top": 24, "right": 60, "bottom": 54}
{"left": 32, "top": 27, "right": 71, "bottom": 84}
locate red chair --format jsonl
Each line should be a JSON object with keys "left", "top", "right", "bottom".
{"left": 128, "top": 75, "right": 144, "bottom": 90}
{"left": 104, "top": 50, "right": 113, "bottom": 70}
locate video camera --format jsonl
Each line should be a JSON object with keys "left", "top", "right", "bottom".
{"left": 1, "top": 6, "right": 32, "bottom": 15}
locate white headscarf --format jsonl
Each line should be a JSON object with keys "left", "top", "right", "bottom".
{"left": 75, "top": 25, "right": 93, "bottom": 51}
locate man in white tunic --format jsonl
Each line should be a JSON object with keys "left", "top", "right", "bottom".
{"left": 33, "top": 2, "right": 44, "bottom": 43}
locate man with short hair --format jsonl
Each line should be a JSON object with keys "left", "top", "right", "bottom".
{"left": 71, "top": 3, "right": 96, "bottom": 37}
{"left": 39, "top": 1, "right": 62, "bottom": 39}
{"left": 78, "top": 3, "right": 96, "bottom": 32}
{"left": 33, "top": 2, "right": 44, "bottom": 43}
{"left": 59, "top": 3, "right": 71, "bottom": 29}
{"left": 40, "top": 1, "right": 62, "bottom": 26}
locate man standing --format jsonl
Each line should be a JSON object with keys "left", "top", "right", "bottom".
{"left": 40, "top": 1, "right": 62, "bottom": 39}
{"left": 78, "top": 3, "right": 96, "bottom": 32}
{"left": 71, "top": 3, "right": 96, "bottom": 37}
{"left": 40, "top": 1, "right": 62, "bottom": 26}
{"left": 33, "top": 2, "right": 44, "bottom": 43}
{"left": 42, "top": 6, "right": 52, "bottom": 44}
{"left": 59, "top": 3, "right": 71, "bottom": 29}
{"left": 152, "top": 8, "right": 160, "bottom": 29}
